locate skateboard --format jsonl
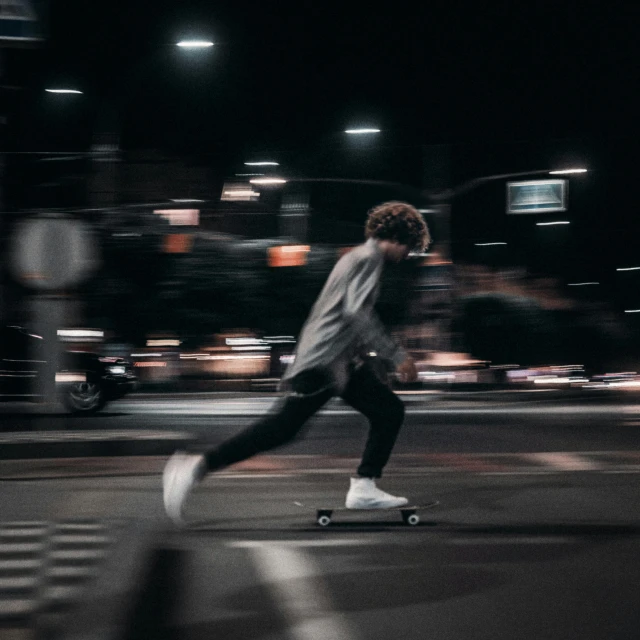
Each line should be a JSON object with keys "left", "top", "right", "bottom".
{"left": 295, "top": 500, "right": 439, "bottom": 527}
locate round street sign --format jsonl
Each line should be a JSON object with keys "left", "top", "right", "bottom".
{"left": 9, "top": 215, "right": 99, "bottom": 290}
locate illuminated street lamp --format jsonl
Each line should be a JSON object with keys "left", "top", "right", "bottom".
{"left": 549, "top": 168, "right": 588, "bottom": 175}
{"left": 176, "top": 40, "right": 214, "bottom": 48}
{"left": 45, "top": 88, "right": 83, "bottom": 94}
{"left": 250, "top": 177, "right": 287, "bottom": 185}
{"left": 345, "top": 127, "right": 381, "bottom": 134}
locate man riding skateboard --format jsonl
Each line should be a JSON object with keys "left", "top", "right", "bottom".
{"left": 163, "top": 201, "right": 431, "bottom": 525}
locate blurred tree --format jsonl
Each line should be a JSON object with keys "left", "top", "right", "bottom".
{"left": 452, "top": 293, "right": 555, "bottom": 366}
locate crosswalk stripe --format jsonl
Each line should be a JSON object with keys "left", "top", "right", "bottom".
{"left": 0, "top": 528, "right": 48, "bottom": 538}
{"left": 0, "top": 519, "right": 120, "bottom": 624}
{"left": 0, "top": 576, "right": 39, "bottom": 590}
{"left": 0, "top": 543, "right": 45, "bottom": 554}
{"left": 0, "top": 599, "right": 36, "bottom": 617}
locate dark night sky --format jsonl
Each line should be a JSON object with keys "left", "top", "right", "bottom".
{"left": 8, "top": 1, "right": 639, "bottom": 155}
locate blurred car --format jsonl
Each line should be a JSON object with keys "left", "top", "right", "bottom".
{"left": 0, "top": 325, "right": 137, "bottom": 414}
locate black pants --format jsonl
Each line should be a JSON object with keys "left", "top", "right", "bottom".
{"left": 203, "top": 364, "right": 405, "bottom": 479}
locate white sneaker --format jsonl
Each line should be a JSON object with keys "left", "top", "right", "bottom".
{"left": 345, "top": 477, "right": 409, "bottom": 509}
{"left": 163, "top": 451, "right": 205, "bottom": 526}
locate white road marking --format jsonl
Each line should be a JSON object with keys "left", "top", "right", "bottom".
{"left": 0, "top": 543, "right": 44, "bottom": 554}
{"left": 0, "top": 576, "right": 39, "bottom": 589}
{"left": 0, "top": 599, "right": 36, "bottom": 616}
{"left": 54, "top": 523, "right": 108, "bottom": 531}
{"left": 50, "top": 549, "right": 105, "bottom": 561}
{"left": 0, "top": 559, "right": 40, "bottom": 571}
{"left": 113, "top": 398, "right": 640, "bottom": 417}
{"left": 0, "top": 528, "right": 48, "bottom": 538}
{"left": 230, "top": 540, "right": 362, "bottom": 640}
{"left": 231, "top": 540, "right": 368, "bottom": 549}
{"left": 0, "top": 430, "right": 190, "bottom": 444}
{"left": 524, "top": 452, "right": 602, "bottom": 471}
{"left": 50, "top": 534, "right": 111, "bottom": 545}
{"left": 448, "top": 536, "right": 574, "bottom": 545}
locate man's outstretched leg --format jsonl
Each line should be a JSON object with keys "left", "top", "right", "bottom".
{"left": 163, "top": 372, "right": 333, "bottom": 525}
{"left": 340, "top": 364, "right": 408, "bottom": 509}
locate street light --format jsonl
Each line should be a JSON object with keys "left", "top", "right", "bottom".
{"left": 549, "top": 168, "right": 588, "bottom": 175}
{"left": 176, "top": 40, "right": 214, "bottom": 48}
{"left": 250, "top": 177, "right": 287, "bottom": 185}
{"left": 45, "top": 88, "right": 83, "bottom": 94}
{"left": 345, "top": 128, "right": 381, "bottom": 134}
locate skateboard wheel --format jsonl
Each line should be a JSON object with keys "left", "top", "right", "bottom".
{"left": 317, "top": 515, "right": 332, "bottom": 527}
{"left": 401, "top": 511, "right": 420, "bottom": 526}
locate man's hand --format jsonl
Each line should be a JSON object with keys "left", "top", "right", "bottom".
{"left": 396, "top": 357, "right": 418, "bottom": 384}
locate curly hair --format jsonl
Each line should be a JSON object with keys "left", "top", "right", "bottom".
{"left": 364, "top": 201, "right": 431, "bottom": 251}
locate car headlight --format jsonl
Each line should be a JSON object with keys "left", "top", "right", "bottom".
{"left": 107, "top": 365, "right": 126, "bottom": 375}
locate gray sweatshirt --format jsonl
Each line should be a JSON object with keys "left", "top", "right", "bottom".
{"left": 281, "top": 238, "right": 407, "bottom": 394}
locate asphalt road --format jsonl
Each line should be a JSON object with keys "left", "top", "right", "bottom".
{"left": 2, "top": 391, "right": 640, "bottom": 457}
{"left": 1, "top": 392, "right": 639, "bottom": 639}
{"left": 1, "top": 472, "right": 638, "bottom": 640}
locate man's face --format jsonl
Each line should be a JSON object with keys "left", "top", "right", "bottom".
{"left": 387, "top": 242, "right": 411, "bottom": 263}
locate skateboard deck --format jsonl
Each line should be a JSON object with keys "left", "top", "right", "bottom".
{"left": 295, "top": 500, "right": 439, "bottom": 527}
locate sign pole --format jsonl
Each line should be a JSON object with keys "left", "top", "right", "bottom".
{"left": 9, "top": 214, "right": 99, "bottom": 410}
{"left": 30, "top": 292, "right": 66, "bottom": 411}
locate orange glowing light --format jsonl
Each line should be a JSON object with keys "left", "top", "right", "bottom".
{"left": 267, "top": 245, "right": 310, "bottom": 267}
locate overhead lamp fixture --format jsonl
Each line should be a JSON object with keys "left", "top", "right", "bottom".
{"left": 548, "top": 168, "right": 588, "bottom": 175}
{"left": 345, "top": 128, "right": 381, "bottom": 134}
{"left": 250, "top": 177, "right": 287, "bottom": 185}
{"left": 475, "top": 242, "right": 507, "bottom": 246}
{"left": 176, "top": 40, "right": 214, "bottom": 48}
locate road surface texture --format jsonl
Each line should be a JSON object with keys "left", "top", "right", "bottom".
{"left": 0, "top": 392, "right": 638, "bottom": 639}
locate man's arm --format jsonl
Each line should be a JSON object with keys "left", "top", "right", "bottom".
{"left": 342, "top": 256, "right": 409, "bottom": 370}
